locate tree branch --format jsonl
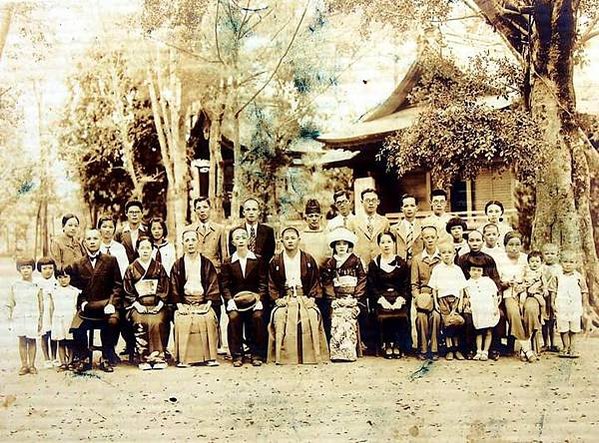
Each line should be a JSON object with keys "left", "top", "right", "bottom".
{"left": 578, "top": 14, "right": 599, "bottom": 47}
{"left": 215, "top": 0, "right": 225, "bottom": 64}
{"left": 235, "top": 1, "right": 310, "bottom": 117}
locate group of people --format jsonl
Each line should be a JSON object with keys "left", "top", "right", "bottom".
{"left": 4, "top": 188, "right": 588, "bottom": 375}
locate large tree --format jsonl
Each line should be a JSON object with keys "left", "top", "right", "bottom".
{"left": 331, "top": 0, "right": 599, "bottom": 329}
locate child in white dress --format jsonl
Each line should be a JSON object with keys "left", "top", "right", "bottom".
{"left": 549, "top": 251, "right": 588, "bottom": 358}
{"left": 35, "top": 257, "right": 59, "bottom": 368}
{"left": 464, "top": 261, "right": 500, "bottom": 361}
{"left": 51, "top": 266, "right": 81, "bottom": 370}
{"left": 6, "top": 258, "right": 43, "bottom": 375}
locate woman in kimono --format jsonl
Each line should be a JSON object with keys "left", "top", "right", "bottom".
{"left": 123, "top": 236, "right": 170, "bottom": 370}
{"left": 267, "top": 226, "right": 329, "bottom": 364}
{"left": 321, "top": 227, "right": 367, "bottom": 362}
{"left": 169, "top": 229, "right": 220, "bottom": 367}
{"left": 367, "top": 231, "right": 411, "bottom": 358}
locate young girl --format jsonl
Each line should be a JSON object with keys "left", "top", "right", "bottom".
{"left": 542, "top": 243, "right": 561, "bottom": 352}
{"left": 445, "top": 217, "right": 469, "bottom": 259}
{"left": 51, "top": 266, "right": 80, "bottom": 370}
{"left": 427, "top": 241, "right": 468, "bottom": 360}
{"left": 549, "top": 251, "right": 588, "bottom": 358}
{"left": 35, "top": 257, "right": 59, "bottom": 368}
{"left": 321, "top": 228, "right": 367, "bottom": 362}
{"left": 6, "top": 258, "right": 43, "bottom": 375}
{"left": 464, "top": 259, "right": 500, "bottom": 361}
{"left": 149, "top": 217, "right": 176, "bottom": 276}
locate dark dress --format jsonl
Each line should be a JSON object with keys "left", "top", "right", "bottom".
{"left": 123, "top": 259, "right": 170, "bottom": 363}
{"left": 367, "top": 255, "right": 411, "bottom": 352}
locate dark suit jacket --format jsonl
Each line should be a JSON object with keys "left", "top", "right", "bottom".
{"left": 219, "top": 254, "right": 268, "bottom": 303}
{"left": 228, "top": 223, "right": 276, "bottom": 263}
{"left": 70, "top": 253, "right": 123, "bottom": 311}
{"left": 169, "top": 255, "right": 221, "bottom": 306}
{"left": 115, "top": 225, "right": 147, "bottom": 264}
{"left": 268, "top": 251, "right": 322, "bottom": 300}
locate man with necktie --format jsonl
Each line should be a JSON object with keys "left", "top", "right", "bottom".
{"left": 228, "top": 197, "right": 276, "bottom": 264}
{"left": 186, "top": 197, "right": 229, "bottom": 273}
{"left": 392, "top": 194, "right": 423, "bottom": 266}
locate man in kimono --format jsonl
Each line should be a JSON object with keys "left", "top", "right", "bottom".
{"left": 299, "top": 199, "right": 330, "bottom": 268}
{"left": 267, "top": 226, "right": 328, "bottom": 364}
{"left": 229, "top": 197, "right": 276, "bottom": 264}
{"left": 169, "top": 229, "right": 221, "bottom": 367}
{"left": 70, "top": 228, "right": 123, "bottom": 373}
{"left": 220, "top": 227, "right": 268, "bottom": 367}
{"left": 347, "top": 188, "right": 390, "bottom": 265}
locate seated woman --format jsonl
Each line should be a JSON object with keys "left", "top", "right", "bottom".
{"left": 321, "top": 227, "right": 367, "bottom": 362}
{"left": 169, "top": 230, "right": 220, "bottom": 367}
{"left": 123, "top": 236, "right": 170, "bottom": 370}
{"left": 495, "top": 231, "right": 537, "bottom": 362}
{"left": 367, "top": 231, "right": 411, "bottom": 358}
{"left": 267, "top": 226, "right": 329, "bottom": 364}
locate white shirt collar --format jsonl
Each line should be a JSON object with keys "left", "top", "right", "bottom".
{"left": 422, "top": 249, "right": 441, "bottom": 261}
{"left": 231, "top": 251, "right": 257, "bottom": 263}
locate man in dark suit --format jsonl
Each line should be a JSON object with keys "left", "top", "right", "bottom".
{"left": 70, "top": 228, "right": 123, "bottom": 373}
{"left": 220, "top": 227, "right": 268, "bottom": 367}
{"left": 115, "top": 200, "right": 147, "bottom": 263}
{"left": 228, "top": 197, "right": 276, "bottom": 264}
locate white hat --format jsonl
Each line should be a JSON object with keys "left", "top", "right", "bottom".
{"left": 328, "top": 227, "right": 357, "bottom": 248}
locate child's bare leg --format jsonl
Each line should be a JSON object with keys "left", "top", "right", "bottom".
{"left": 58, "top": 341, "right": 67, "bottom": 365}
{"left": 569, "top": 332, "right": 578, "bottom": 356}
{"left": 560, "top": 332, "right": 570, "bottom": 352}
{"left": 27, "top": 338, "right": 37, "bottom": 369}
{"left": 18, "top": 336, "right": 28, "bottom": 368}
{"left": 549, "top": 319, "right": 556, "bottom": 348}
{"left": 483, "top": 330, "right": 492, "bottom": 352}
{"left": 40, "top": 332, "right": 50, "bottom": 361}
{"left": 475, "top": 334, "right": 483, "bottom": 352}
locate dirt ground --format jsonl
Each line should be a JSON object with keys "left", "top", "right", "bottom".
{"left": 1, "top": 262, "right": 598, "bottom": 442}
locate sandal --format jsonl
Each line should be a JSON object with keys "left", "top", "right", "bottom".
{"left": 18, "top": 366, "right": 29, "bottom": 376}
{"left": 392, "top": 347, "right": 402, "bottom": 359}
{"left": 384, "top": 344, "right": 393, "bottom": 359}
{"left": 524, "top": 350, "right": 537, "bottom": 363}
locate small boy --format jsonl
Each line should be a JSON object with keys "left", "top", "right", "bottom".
{"left": 549, "top": 251, "right": 588, "bottom": 358}
{"left": 427, "top": 241, "right": 468, "bottom": 360}
{"left": 480, "top": 224, "right": 503, "bottom": 263}
{"left": 542, "top": 243, "right": 561, "bottom": 352}
{"left": 519, "top": 251, "right": 547, "bottom": 317}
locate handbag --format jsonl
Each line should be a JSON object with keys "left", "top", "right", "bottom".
{"left": 443, "top": 308, "right": 465, "bottom": 328}
{"left": 415, "top": 286, "right": 433, "bottom": 312}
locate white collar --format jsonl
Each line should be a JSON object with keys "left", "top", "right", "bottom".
{"left": 231, "top": 251, "right": 257, "bottom": 263}
{"left": 422, "top": 249, "right": 440, "bottom": 261}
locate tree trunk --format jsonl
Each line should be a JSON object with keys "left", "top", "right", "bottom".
{"left": 528, "top": 0, "right": 599, "bottom": 329}
{"left": 0, "top": 3, "right": 14, "bottom": 61}
{"left": 230, "top": 77, "right": 242, "bottom": 221}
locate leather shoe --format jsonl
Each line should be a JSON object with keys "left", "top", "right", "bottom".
{"left": 233, "top": 359, "right": 243, "bottom": 367}
{"left": 74, "top": 361, "right": 92, "bottom": 373}
{"left": 99, "top": 361, "right": 114, "bottom": 373}
{"left": 251, "top": 358, "right": 262, "bottom": 367}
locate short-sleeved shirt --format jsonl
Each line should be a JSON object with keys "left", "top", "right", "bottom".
{"left": 428, "top": 262, "right": 467, "bottom": 298}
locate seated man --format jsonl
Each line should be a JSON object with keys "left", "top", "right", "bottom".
{"left": 267, "top": 226, "right": 329, "bottom": 364}
{"left": 220, "top": 227, "right": 268, "bottom": 367}
{"left": 70, "top": 229, "right": 123, "bottom": 373}
{"left": 169, "top": 230, "right": 220, "bottom": 367}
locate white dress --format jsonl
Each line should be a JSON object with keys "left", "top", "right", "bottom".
{"left": 554, "top": 271, "right": 584, "bottom": 322}
{"left": 50, "top": 285, "right": 80, "bottom": 340}
{"left": 7, "top": 280, "right": 42, "bottom": 338}
{"left": 35, "top": 277, "right": 58, "bottom": 334}
{"left": 466, "top": 277, "right": 499, "bottom": 329}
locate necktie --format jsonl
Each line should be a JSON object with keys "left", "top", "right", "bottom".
{"left": 155, "top": 246, "right": 162, "bottom": 264}
{"left": 406, "top": 222, "right": 414, "bottom": 260}
{"left": 249, "top": 226, "right": 256, "bottom": 252}
{"left": 367, "top": 216, "right": 374, "bottom": 237}
{"left": 105, "top": 245, "right": 111, "bottom": 255}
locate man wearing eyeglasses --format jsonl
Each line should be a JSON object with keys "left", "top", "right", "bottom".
{"left": 348, "top": 188, "right": 390, "bottom": 265}
{"left": 326, "top": 190, "right": 356, "bottom": 231}
{"left": 115, "top": 200, "right": 147, "bottom": 263}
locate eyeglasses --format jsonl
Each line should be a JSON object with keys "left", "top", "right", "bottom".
{"left": 128, "top": 210, "right": 142, "bottom": 214}
{"left": 363, "top": 198, "right": 378, "bottom": 204}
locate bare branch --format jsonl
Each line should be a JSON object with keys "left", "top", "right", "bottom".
{"left": 235, "top": 1, "right": 310, "bottom": 118}
{"left": 144, "top": 33, "right": 223, "bottom": 64}
{"left": 214, "top": 0, "right": 225, "bottom": 64}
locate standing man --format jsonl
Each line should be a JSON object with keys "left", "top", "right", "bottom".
{"left": 392, "top": 194, "right": 423, "bottom": 265}
{"left": 70, "top": 229, "right": 123, "bottom": 373}
{"left": 299, "top": 199, "right": 330, "bottom": 268}
{"left": 116, "top": 200, "right": 147, "bottom": 264}
{"left": 97, "top": 215, "right": 129, "bottom": 278}
{"left": 410, "top": 226, "right": 442, "bottom": 360}
{"left": 220, "top": 227, "right": 268, "bottom": 367}
{"left": 422, "top": 189, "right": 452, "bottom": 241}
{"left": 348, "top": 188, "right": 390, "bottom": 265}
{"left": 229, "top": 197, "right": 276, "bottom": 264}
{"left": 187, "top": 197, "right": 229, "bottom": 273}
{"left": 327, "top": 190, "right": 355, "bottom": 231}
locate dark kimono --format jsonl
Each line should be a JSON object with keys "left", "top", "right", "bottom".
{"left": 321, "top": 253, "right": 367, "bottom": 361}
{"left": 123, "top": 259, "right": 170, "bottom": 363}
{"left": 267, "top": 251, "right": 329, "bottom": 364}
{"left": 169, "top": 255, "right": 220, "bottom": 364}
{"left": 367, "top": 255, "right": 412, "bottom": 352}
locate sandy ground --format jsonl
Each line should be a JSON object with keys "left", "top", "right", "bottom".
{"left": 1, "top": 259, "right": 598, "bottom": 442}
